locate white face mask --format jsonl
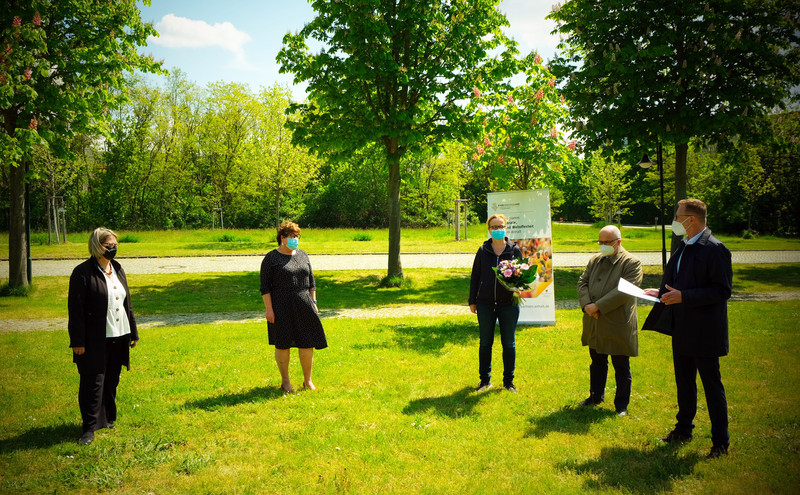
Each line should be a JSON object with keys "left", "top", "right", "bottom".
{"left": 672, "top": 217, "right": 690, "bottom": 236}
{"left": 599, "top": 244, "right": 615, "bottom": 256}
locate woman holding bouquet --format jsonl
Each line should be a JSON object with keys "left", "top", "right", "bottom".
{"left": 468, "top": 214, "right": 523, "bottom": 393}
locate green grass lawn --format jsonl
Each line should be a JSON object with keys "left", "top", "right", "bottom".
{"left": 2, "top": 264, "right": 799, "bottom": 320}
{"left": 2, "top": 224, "right": 798, "bottom": 259}
{"left": 1, "top": 302, "right": 798, "bottom": 493}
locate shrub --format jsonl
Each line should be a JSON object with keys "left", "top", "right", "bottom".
{"left": 118, "top": 234, "right": 140, "bottom": 243}
{"left": 351, "top": 233, "right": 372, "bottom": 242}
{"left": 214, "top": 233, "right": 252, "bottom": 243}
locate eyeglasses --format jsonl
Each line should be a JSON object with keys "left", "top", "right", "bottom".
{"left": 597, "top": 239, "right": 620, "bottom": 246}
{"left": 489, "top": 225, "right": 506, "bottom": 230}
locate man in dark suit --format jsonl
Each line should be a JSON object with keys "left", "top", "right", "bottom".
{"left": 643, "top": 198, "right": 732, "bottom": 459}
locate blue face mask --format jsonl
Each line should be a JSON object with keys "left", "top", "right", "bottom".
{"left": 286, "top": 237, "right": 299, "bottom": 250}
{"left": 490, "top": 229, "right": 505, "bottom": 240}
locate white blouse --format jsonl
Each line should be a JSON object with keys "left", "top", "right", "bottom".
{"left": 98, "top": 264, "right": 132, "bottom": 338}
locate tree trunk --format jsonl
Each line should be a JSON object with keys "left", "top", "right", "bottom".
{"left": 387, "top": 144, "right": 403, "bottom": 280}
{"left": 274, "top": 188, "right": 282, "bottom": 228}
{"left": 671, "top": 142, "right": 689, "bottom": 254}
{"left": 8, "top": 161, "right": 29, "bottom": 289}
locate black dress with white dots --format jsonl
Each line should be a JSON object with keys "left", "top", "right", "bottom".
{"left": 260, "top": 248, "right": 327, "bottom": 350}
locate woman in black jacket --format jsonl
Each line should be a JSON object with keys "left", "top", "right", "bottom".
{"left": 468, "top": 214, "right": 523, "bottom": 393}
{"left": 68, "top": 227, "right": 138, "bottom": 445}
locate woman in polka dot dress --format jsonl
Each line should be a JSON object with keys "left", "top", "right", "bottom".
{"left": 260, "top": 221, "right": 327, "bottom": 393}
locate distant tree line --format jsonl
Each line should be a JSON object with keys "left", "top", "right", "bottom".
{"left": 1, "top": 71, "right": 798, "bottom": 237}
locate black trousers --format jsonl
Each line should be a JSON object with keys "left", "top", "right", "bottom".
{"left": 77, "top": 336, "right": 128, "bottom": 433}
{"left": 672, "top": 353, "right": 729, "bottom": 447}
{"left": 589, "top": 348, "right": 631, "bottom": 411}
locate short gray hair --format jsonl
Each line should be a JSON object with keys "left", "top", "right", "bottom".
{"left": 88, "top": 227, "right": 117, "bottom": 258}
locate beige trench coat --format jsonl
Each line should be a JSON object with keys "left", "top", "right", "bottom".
{"left": 578, "top": 247, "right": 643, "bottom": 356}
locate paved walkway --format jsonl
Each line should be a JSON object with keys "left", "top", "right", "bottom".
{"left": 3, "top": 291, "right": 798, "bottom": 333}
{"left": 4, "top": 250, "right": 800, "bottom": 277}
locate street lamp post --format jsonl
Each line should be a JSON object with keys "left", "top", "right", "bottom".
{"left": 638, "top": 141, "right": 667, "bottom": 271}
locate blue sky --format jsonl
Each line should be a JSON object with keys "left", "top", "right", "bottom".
{"left": 137, "top": 0, "right": 562, "bottom": 99}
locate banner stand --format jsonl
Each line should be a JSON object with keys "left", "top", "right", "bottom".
{"left": 488, "top": 189, "right": 556, "bottom": 325}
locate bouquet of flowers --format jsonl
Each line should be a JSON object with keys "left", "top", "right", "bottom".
{"left": 492, "top": 257, "right": 539, "bottom": 306}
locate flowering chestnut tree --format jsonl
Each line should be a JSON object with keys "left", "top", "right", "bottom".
{"left": 469, "top": 52, "right": 576, "bottom": 190}
{"left": 278, "top": 0, "right": 521, "bottom": 280}
{"left": 1, "top": 0, "right": 162, "bottom": 288}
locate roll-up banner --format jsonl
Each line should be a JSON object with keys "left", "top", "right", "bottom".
{"left": 487, "top": 189, "right": 556, "bottom": 325}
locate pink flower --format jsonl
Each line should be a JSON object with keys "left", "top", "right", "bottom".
{"left": 535, "top": 89, "right": 544, "bottom": 100}
{"left": 505, "top": 138, "right": 511, "bottom": 148}
{"left": 484, "top": 136, "right": 492, "bottom": 147}
{"left": 560, "top": 95, "right": 566, "bottom": 104}
{"left": 550, "top": 126, "right": 558, "bottom": 138}
{"left": 477, "top": 145, "right": 485, "bottom": 155}
{"left": 498, "top": 155, "right": 505, "bottom": 164}
{"left": 508, "top": 94, "right": 514, "bottom": 103}
{"left": 520, "top": 263, "right": 530, "bottom": 270}
{"left": 568, "top": 140, "right": 577, "bottom": 150}
{"left": 13, "top": 16, "right": 22, "bottom": 26}
{"left": 472, "top": 153, "right": 479, "bottom": 161}
{"left": 548, "top": 78, "right": 555, "bottom": 87}
{"left": 534, "top": 53, "right": 542, "bottom": 65}
{"left": 5, "top": 44, "right": 11, "bottom": 54}
{"left": 482, "top": 118, "right": 487, "bottom": 127}
{"left": 503, "top": 269, "right": 513, "bottom": 277}
{"left": 29, "top": 116, "right": 37, "bottom": 129}
{"left": 473, "top": 86, "right": 481, "bottom": 98}
{"left": 33, "top": 12, "right": 42, "bottom": 26}
{"left": 23, "top": 67, "right": 32, "bottom": 80}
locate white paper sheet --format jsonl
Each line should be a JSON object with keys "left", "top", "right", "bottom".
{"left": 617, "top": 277, "right": 660, "bottom": 302}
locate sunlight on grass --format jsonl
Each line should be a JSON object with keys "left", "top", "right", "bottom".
{"left": 3, "top": 225, "right": 798, "bottom": 259}
{"left": 2, "top": 265, "right": 798, "bottom": 321}
{"left": 1, "top": 303, "right": 799, "bottom": 493}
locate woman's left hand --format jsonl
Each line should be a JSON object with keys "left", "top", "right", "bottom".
{"left": 313, "top": 302, "right": 318, "bottom": 314}
{"left": 130, "top": 340, "right": 138, "bottom": 348}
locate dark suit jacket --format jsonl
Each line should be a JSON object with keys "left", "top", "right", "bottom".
{"left": 68, "top": 257, "right": 138, "bottom": 373}
{"left": 642, "top": 228, "right": 731, "bottom": 357}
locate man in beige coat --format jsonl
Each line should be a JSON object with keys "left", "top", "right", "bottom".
{"left": 577, "top": 225, "right": 643, "bottom": 416}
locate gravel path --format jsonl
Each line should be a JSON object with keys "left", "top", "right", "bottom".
{"left": 3, "top": 250, "right": 799, "bottom": 278}
{"left": 3, "top": 291, "right": 798, "bottom": 333}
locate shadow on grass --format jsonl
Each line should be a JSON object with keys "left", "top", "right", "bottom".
{"left": 734, "top": 264, "right": 800, "bottom": 290}
{"left": 182, "top": 386, "right": 284, "bottom": 410}
{"left": 0, "top": 422, "right": 79, "bottom": 453}
{"left": 402, "top": 386, "right": 500, "bottom": 418}
{"left": 525, "top": 404, "right": 617, "bottom": 438}
{"left": 352, "top": 321, "right": 476, "bottom": 355}
{"left": 561, "top": 443, "right": 702, "bottom": 493}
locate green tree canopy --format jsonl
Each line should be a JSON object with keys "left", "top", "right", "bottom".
{"left": 548, "top": 0, "right": 800, "bottom": 248}
{"left": 278, "top": 0, "right": 523, "bottom": 279}
{"left": 1, "top": 0, "right": 162, "bottom": 288}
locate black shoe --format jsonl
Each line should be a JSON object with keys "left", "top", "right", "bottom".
{"left": 476, "top": 381, "right": 492, "bottom": 392}
{"left": 107, "top": 422, "right": 116, "bottom": 429}
{"left": 78, "top": 431, "right": 94, "bottom": 445}
{"left": 707, "top": 444, "right": 729, "bottom": 459}
{"left": 579, "top": 396, "right": 603, "bottom": 407}
{"left": 661, "top": 430, "right": 693, "bottom": 443}
{"left": 504, "top": 383, "right": 517, "bottom": 393}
